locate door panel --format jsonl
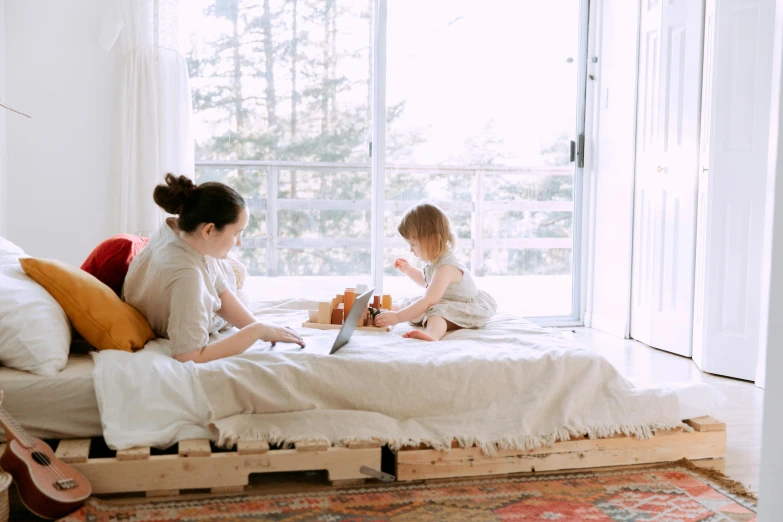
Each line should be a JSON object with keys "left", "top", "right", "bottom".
{"left": 697, "top": 0, "right": 773, "bottom": 380}
{"left": 631, "top": 0, "right": 703, "bottom": 356}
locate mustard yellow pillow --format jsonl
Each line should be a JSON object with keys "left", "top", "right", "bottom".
{"left": 20, "top": 257, "right": 155, "bottom": 352}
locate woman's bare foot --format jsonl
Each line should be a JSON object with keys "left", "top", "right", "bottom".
{"left": 403, "top": 329, "right": 439, "bottom": 341}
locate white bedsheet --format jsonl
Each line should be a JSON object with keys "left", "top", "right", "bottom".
{"left": 92, "top": 300, "right": 726, "bottom": 452}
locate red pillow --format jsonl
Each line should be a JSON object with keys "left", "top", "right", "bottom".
{"left": 80, "top": 234, "right": 149, "bottom": 296}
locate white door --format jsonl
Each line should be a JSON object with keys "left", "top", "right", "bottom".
{"left": 631, "top": 0, "right": 704, "bottom": 356}
{"left": 692, "top": 0, "right": 775, "bottom": 380}
{"left": 692, "top": 0, "right": 716, "bottom": 369}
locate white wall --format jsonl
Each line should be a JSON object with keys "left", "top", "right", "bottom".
{"left": 6, "top": 0, "right": 121, "bottom": 266}
{"left": 758, "top": 0, "right": 783, "bottom": 517}
{"left": 583, "top": 0, "right": 640, "bottom": 338}
{"left": 0, "top": 0, "right": 7, "bottom": 237}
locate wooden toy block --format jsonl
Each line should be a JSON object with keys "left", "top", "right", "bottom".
{"left": 308, "top": 310, "right": 319, "bottom": 323}
{"left": 318, "top": 301, "right": 332, "bottom": 324}
{"left": 331, "top": 306, "right": 344, "bottom": 325}
{"left": 382, "top": 294, "right": 392, "bottom": 310}
{"left": 373, "top": 295, "right": 382, "bottom": 308}
{"left": 344, "top": 289, "right": 356, "bottom": 318}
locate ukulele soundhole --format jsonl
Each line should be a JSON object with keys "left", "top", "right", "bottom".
{"left": 31, "top": 451, "right": 51, "bottom": 466}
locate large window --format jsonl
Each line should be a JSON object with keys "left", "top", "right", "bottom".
{"left": 183, "top": 0, "right": 587, "bottom": 321}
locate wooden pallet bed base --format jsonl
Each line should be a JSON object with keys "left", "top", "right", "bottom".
{"left": 4, "top": 438, "right": 382, "bottom": 497}
{"left": 395, "top": 416, "right": 727, "bottom": 481}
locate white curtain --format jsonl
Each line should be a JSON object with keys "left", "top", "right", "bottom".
{"left": 103, "top": 0, "right": 194, "bottom": 237}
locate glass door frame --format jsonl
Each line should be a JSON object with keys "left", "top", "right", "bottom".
{"left": 369, "top": 0, "right": 591, "bottom": 326}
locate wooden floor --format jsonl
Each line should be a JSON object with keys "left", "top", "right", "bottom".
{"left": 563, "top": 327, "right": 764, "bottom": 493}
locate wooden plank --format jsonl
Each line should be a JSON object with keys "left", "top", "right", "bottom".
{"left": 178, "top": 439, "right": 212, "bottom": 458}
{"left": 72, "top": 447, "right": 381, "bottom": 494}
{"left": 146, "top": 489, "right": 179, "bottom": 497}
{"left": 302, "top": 322, "right": 391, "bottom": 332}
{"left": 115, "top": 447, "right": 151, "bottom": 461}
{"left": 396, "top": 429, "right": 726, "bottom": 481}
{"left": 237, "top": 440, "right": 270, "bottom": 455}
{"left": 331, "top": 479, "right": 367, "bottom": 487}
{"left": 348, "top": 439, "right": 382, "bottom": 450}
{"left": 685, "top": 416, "right": 727, "bottom": 432}
{"left": 296, "top": 441, "right": 329, "bottom": 452}
{"left": 55, "top": 439, "right": 91, "bottom": 463}
{"left": 211, "top": 485, "right": 245, "bottom": 494}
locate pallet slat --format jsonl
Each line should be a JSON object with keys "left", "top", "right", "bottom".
{"left": 72, "top": 447, "right": 381, "bottom": 495}
{"left": 395, "top": 419, "right": 727, "bottom": 481}
{"left": 296, "top": 441, "right": 329, "bottom": 452}
{"left": 237, "top": 440, "right": 270, "bottom": 455}
{"left": 147, "top": 489, "right": 179, "bottom": 497}
{"left": 55, "top": 439, "right": 91, "bottom": 463}
{"left": 347, "top": 440, "right": 382, "bottom": 450}
{"left": 178, "top": 439, "right": 212, "bottom": 458}
{"left": 211, "top": 485, "right": 245, "bottom": 494}
{"left": 116, "top": 447, "right": 151, "bottom": 461}
{"left": 685, "top": 416, "right": 727, "bottom": 432}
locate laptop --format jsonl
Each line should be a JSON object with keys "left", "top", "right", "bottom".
{"left": 280, "top": 288, "right": 375, "bottom": 355}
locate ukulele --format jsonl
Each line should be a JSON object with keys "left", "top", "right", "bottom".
{"left": 0, "top": 402, "right": 91, "bottom": 520}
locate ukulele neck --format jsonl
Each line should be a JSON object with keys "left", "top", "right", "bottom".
{"left": 0, "top": 406, "right": 32, "bottom": 447}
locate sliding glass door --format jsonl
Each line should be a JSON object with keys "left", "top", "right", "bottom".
{"left": 183, "top": 0, "right": 588, "bottom": 322}
{"left": 381, "top": 0, "right": 586, "bottom": 319}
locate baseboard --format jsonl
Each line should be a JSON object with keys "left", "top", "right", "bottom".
{"left": 590, "top": 312, "right": 627, "bottom": 339}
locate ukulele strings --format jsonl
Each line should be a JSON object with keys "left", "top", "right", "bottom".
{"left": 1, "top": 408, "right": 71, "bottom": 482}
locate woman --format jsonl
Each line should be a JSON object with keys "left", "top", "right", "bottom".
{"left": 123, "top": 174, "right": 305, "bottom": 363}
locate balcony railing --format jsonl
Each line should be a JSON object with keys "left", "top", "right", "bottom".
{"left": 195, "top": 160, "right": 574, "bottom": 277}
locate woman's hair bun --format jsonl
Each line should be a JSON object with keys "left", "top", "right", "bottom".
{"left": 153, "top": 173, "right": 198, "bottom": 215}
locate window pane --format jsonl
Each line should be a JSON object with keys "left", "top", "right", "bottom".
{"left": 384, "top": 0, "right": 580, "bottom": 316}
{"left": 185, "top": 0, "right": 373, "bottom": 292}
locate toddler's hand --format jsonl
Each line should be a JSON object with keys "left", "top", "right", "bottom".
{"left": 374, "top": 311, "right": 400, "bottom": 327}
{"left": 394, "top": 258, "right": 411, "bottom": 274}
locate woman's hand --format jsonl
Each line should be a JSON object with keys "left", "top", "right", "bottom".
{"left": 394, "top": 258, "right": 412, "bottom": 275}
{"left": 257, "top": 324, "right": 306, "bottom": 348}
{"left": 374, "top": 311, "right": 400, "bottom": 327}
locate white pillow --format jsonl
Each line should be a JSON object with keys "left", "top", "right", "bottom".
{"left": 0, "top": 237, "right": 71, "bottom": 375}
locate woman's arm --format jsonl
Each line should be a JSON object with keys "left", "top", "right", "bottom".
{"left": 175, "top": 323, "right": 266, "bottom": 363}
{"left": 217, "top": 288, "right": 256, "bottom": 328}
{"left": 175, "top": 322, "right": 306, "bottom": 363}
{"left": 375, "top": 265, "right": 462, "bottom": 326}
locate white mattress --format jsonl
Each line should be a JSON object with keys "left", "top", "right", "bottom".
{"left": 0, "top": 353, "right": 102, "bottom": 441}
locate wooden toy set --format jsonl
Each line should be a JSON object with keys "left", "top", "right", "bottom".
{"left": 303, "top": 289, "right": 394, "bottom": 332}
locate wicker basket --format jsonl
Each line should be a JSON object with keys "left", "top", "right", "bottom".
{"left": 0, "top": 471, "right": 10, "bottom": 522}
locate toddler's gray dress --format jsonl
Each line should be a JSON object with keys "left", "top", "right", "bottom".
{"left": 407, "top": 252, "right": 497, "bottom": 328}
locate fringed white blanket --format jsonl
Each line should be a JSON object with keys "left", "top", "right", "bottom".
{"left": 193, "top": 301, "right": 689, "bottom": 456}
{"left": 93, "top": 299, "right": 724, "bottom": 453}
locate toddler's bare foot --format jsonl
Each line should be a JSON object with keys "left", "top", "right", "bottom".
{"left": 403, "top": 329, "right": 438, "bottom": 342}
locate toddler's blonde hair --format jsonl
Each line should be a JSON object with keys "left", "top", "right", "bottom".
{"left": 397, "top": 203, "right": 456, "bottom": 262}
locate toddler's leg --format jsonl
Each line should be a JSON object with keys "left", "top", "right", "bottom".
{"left": 403, "top": 316, "right": 448, "bottom": 341}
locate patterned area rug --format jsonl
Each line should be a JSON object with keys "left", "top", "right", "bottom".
{"left": 57, "top": 460, "right": 756, "bottom": 522}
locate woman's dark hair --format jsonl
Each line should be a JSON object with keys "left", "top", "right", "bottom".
{"left": 153, "top": 173, "right": 246, "bottom": 233}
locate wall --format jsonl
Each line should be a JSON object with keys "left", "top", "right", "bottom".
{"left": 6, "top": 0, "right": 121, "bottom": 265}
{"left": 758, "top": 1, "right": 783, "bottom": 517}
{"left": 583, "top": 0, "right": 640, "bottom": 338}
{"left": 0, "top": 0, "right": 6, "bottom": 237}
